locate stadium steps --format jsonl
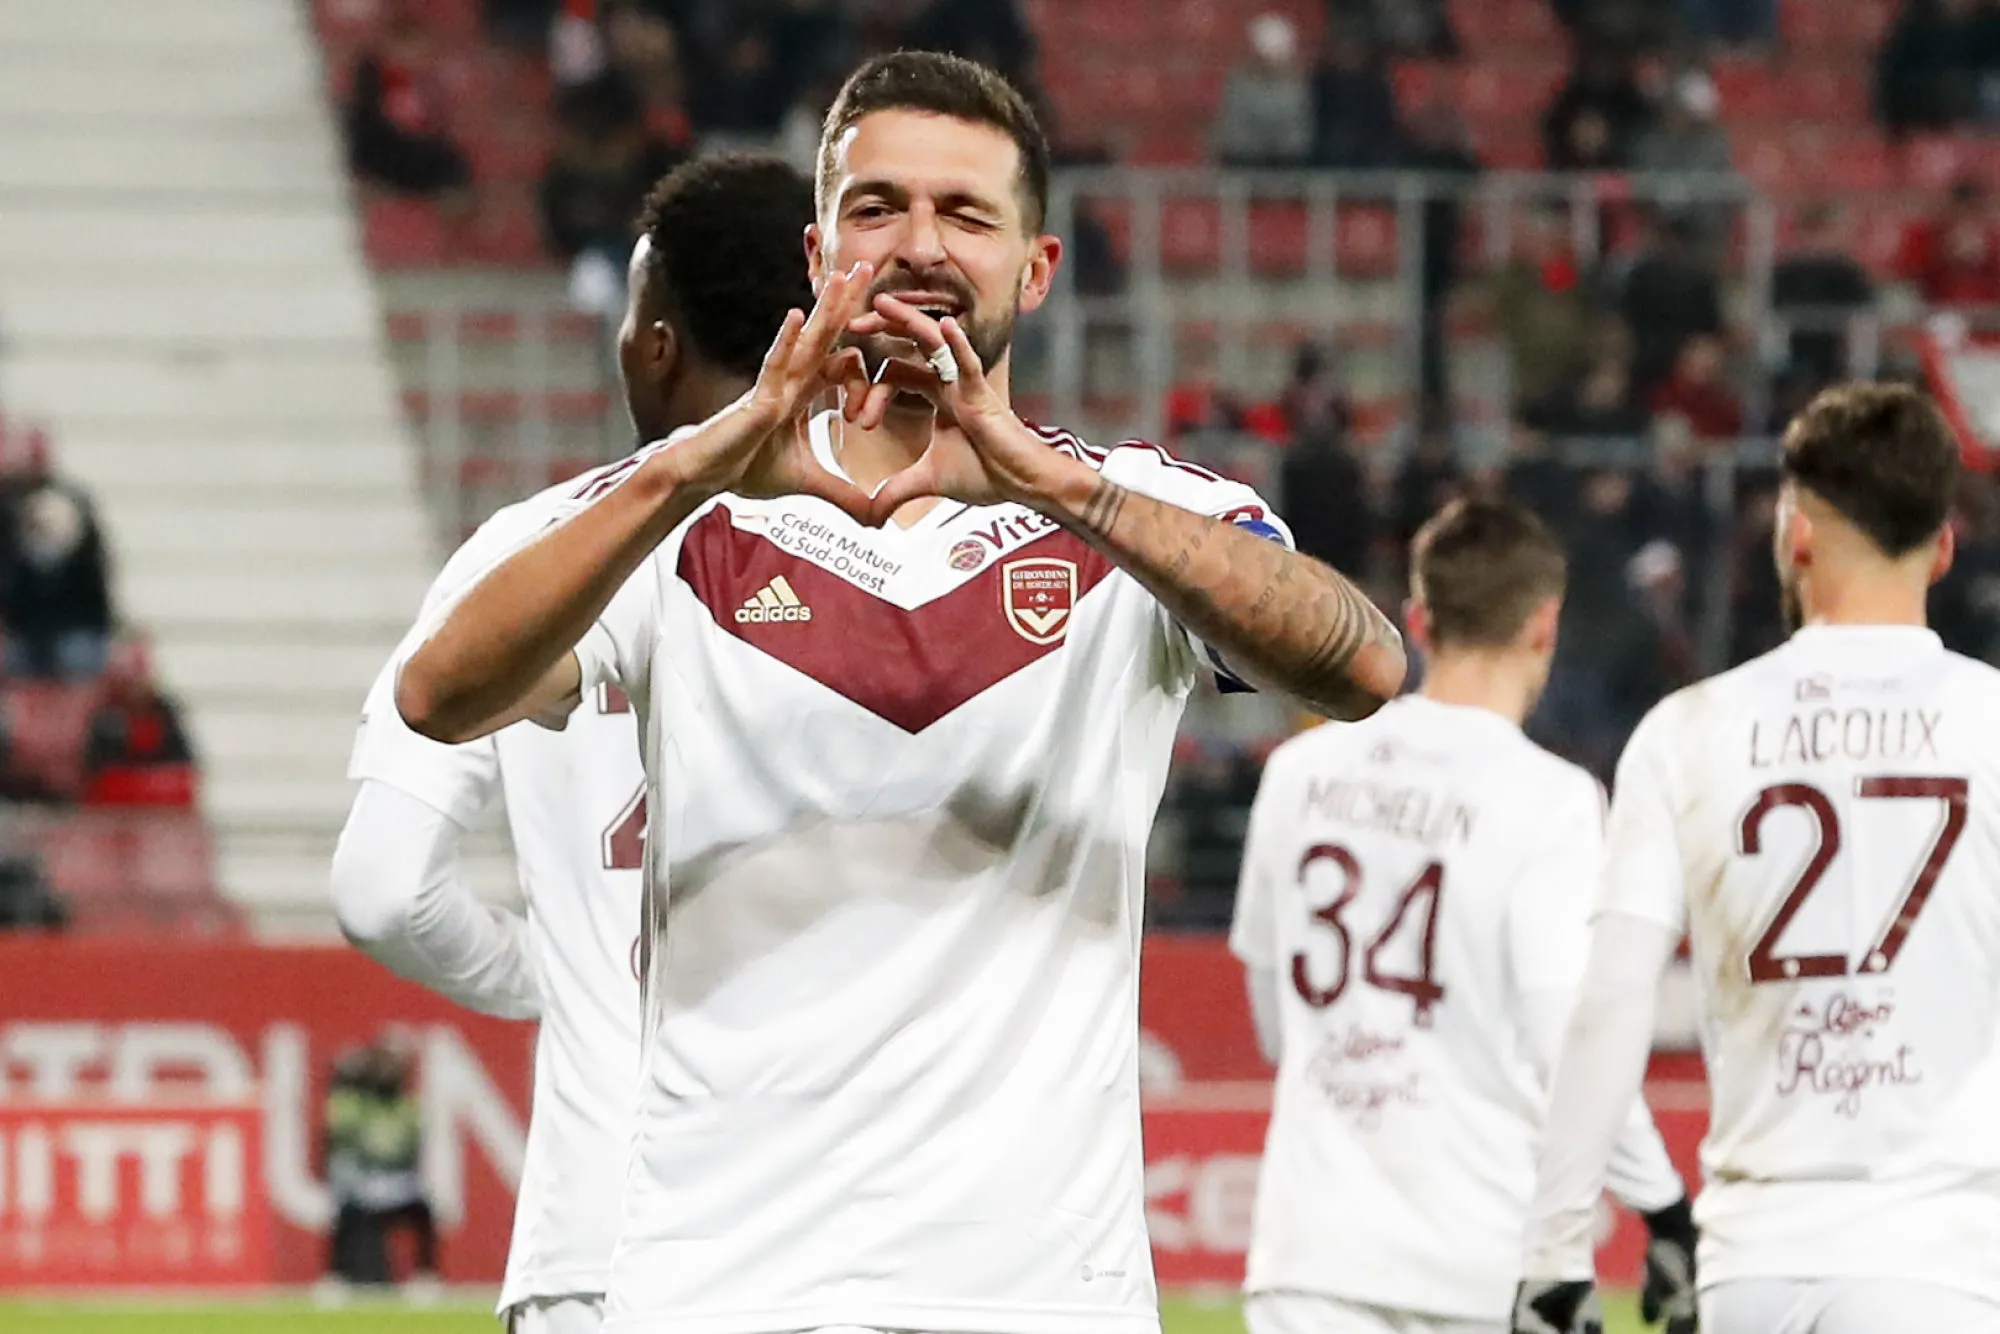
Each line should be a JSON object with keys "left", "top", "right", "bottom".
{"left": 0, "top": 0, "right": 440, "bottom": 927}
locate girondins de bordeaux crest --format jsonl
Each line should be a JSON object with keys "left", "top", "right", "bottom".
{"left": 1002, "top": 557, "right": 1077, "bottom": 645}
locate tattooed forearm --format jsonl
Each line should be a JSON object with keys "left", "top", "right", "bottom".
{"left": 1075, "top": 478, "right": 1129, "bottom": 539}
{"left": 1055, "top": 481, "right": 1405, "bottom": 719}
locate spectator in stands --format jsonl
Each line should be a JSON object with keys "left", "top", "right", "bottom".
{"left": 0, "top": 446, "right": 113, "bottom": 682}
{"left": 687, "top": 20, "right": 788, "bottom": 140}
{"left": 1542, "top": 43, "right": 1655, "bottom": 171}
{"left": 1896, "top": 177, "right": 2000, "bottom": 308}
{"left": 1678, "top": 0, "right": 1778, "bottom": 51}
{"left": 1617, "top": 209, "right": 1724, "bottom": 395}
{"left": 1648, "top": 334, "right": 1745, "bottom": 442}
{"left": 902, "top": 0, "right": 1039, "bottom": 94}
{"left": 607, "top": 3, "right": 697, "bottom": 145}
{"left": 1531, "top": 353, "right": 1649, "bottom": 439}
{"left": 1487, "top": 203, "right": 1602, "bottom": 414}
{"left": 1771, "top": 201, "right": 1877, "bottom": 393}
{"left": 1326, "top": 0, "right": 1460, "bottom": 56}
{"left": 1213, "top": 13, "right": 1315, "bottom": 167}
{"left": 1310, "top": 23, "right": 1402, "bottom": 168}
{"left": 540, "top": 75, "right": 683, "bottom": 317}
{"left": 1502, "top": 421, "right": 1582, "bottom": 533}
{"left": 549, "top": 0, "right": 609, "bottom": 90}
{"left": 1932, "top": 471, "right": 2000, "bottom": 661}
{"left": 1877, "top": 0, "right": 1988, "bottom": 138}
{"left": 1389, "top": 413, "right": 1468, "bottom": 550}
{"left": 486, "top": 0, "right": 562, "bottom": 49}
{"left": 1633, "top": 71, "right": 1735, "bottom": 237}
{"left": 0, "top": 856, "right": 64, "bottom": 931}
{"left": 1632, "top": 413, "right": 1717, "bottom": 612}
{"left": 81, "top": 632, "right": 197, "bottom": 809}
{"left": 766, "top": 0, "right": 855, "bottom": 107}
{"left": 343, "top": 16, "right": 474, "bottom": 209}
{"left": 1278, "top": 344, "right": 1372, "bottom": 575}
{"left": 1727, "top": 484, "right": 1787, "bottom": 663}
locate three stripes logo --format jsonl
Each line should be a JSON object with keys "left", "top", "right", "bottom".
{"left": 734, "top": 575, "right": 813, "bottom": 624}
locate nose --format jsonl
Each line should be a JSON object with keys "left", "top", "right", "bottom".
{"left": 901, "top": 200, "right": 947, "bottom": 268}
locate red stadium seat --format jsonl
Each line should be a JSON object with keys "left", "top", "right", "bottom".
{"left": 1161, "top": 197, "right": 1222, "bottom": 271}
{"left": 2, "top": 681, "right": 99, "bottom": 801}
{"left": 1903, "top": 134, "right": 1986, "bottom": 191}
{"left": 464, "top": 186, "right": 545, "bottom": 265}
{"left": 1248, "top": 199, "right": 1308, "bottom": 275}
{"left": 362, "top": 195, "right": 451, "bottom": 268}
{"left": 1335, "top": 203, "right": 1400, "bottom": 278}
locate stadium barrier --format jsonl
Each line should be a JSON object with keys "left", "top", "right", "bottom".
{"left": 0, "top": 936, "right": 1702, "bottom": 1290}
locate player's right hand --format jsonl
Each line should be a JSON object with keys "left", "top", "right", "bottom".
{"left": 1511, "top": 1279, "right": 1605, "bottom": 1334}
{"left": 1640, "top": 1197, "right": 1698, "bottom": 1334}
{"left": 653, "top": 260, "right": 881, "bottom": 523}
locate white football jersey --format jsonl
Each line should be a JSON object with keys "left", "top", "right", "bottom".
{"left": 1232, "top": 696, "right": 1652, "bottom": 1320}
{"left": 560, "top": 413, "right": 1289, "bottom": 1334}
{"left": 350, "top": 474, "right": 647, "bottom": 1312}
{"left": 1602, "top": 625, "right": 2000, "bottom": 1302}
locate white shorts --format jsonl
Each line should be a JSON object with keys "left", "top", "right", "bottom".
{"left": 1702, "top": 1279, "right": 2000, "bottom": 1334}
{"left": 1247, "top": 1291, "right": 1503, "bottom": 1334}
{"left": 506, "top": 1294, "right": 605, "bottom": 1334}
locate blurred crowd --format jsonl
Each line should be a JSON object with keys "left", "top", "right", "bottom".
{"left": 0, "top": 414, "right": 203, "bottom": 933}
{"left": 334, "top": 0, "right": 2000, "bottom": 927}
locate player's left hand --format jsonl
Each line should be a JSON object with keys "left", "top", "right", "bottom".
{"left": 1640, "top": 1198, "right": 1698, "bottom": 1334}
{"left": 845, "top": 294, "right": 1081, "bottom": 523}
{"left": 1512, "top": 1279, "right": 1604, "bottom": 1334}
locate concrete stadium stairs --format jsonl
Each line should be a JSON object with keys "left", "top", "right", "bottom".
{"left": 0, "top": 0, "right": 513, "bottom": 928}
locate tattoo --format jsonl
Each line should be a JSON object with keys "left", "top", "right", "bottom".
{"left": 1303, "top": 579, "right": 1378, "bottom": 677}
{"left": 1076, "top": 479, "right": 1128, "bottom": 538}
{"left": 1064, "top": 483, "right": 1405, "bottom": 721}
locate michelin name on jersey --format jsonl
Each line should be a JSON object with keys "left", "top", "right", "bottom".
{"left": 1304, "top": 775, "right": 1477, "bottom": 851}
{"left": 765, "top": 513, "right": 903, "bottom": 592}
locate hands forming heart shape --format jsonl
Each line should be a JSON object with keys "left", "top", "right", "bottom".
{"left": 661, "top": 261, "right": 1066, "bottom": 530}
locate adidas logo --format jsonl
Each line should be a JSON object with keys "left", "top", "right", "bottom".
{"left": 734, "top": 575, "right": 813, "bottom": 624}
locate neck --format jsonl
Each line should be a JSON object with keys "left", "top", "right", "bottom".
{"left": 1800, "top": 570, "right": 1932, "bottom": 631}
{"left": 836, "top": 354, "right": 1014, "bottom": 507}
{"left": 662, "top": 369, "right": 751, "bottom": 438}
{"left": 1418, "top": 648, "right": 1542, "bottom": 726}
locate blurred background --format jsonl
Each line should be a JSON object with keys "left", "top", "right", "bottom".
{"left": 1, "top": 0, "right": 1997, "bottom": 1322}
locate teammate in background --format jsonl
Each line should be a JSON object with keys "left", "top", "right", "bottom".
{"left": 1516, "top": 384, "right": 2000, "bottom": 1334}
{"left": 330, "top": 155, "right": 816, "bottom": 1334}
{"left": 1233, "top": 498, "right": 1696, "bottom": 1334}
{"left": 395, "top": 51, "right": 1404, "bottom": 1334}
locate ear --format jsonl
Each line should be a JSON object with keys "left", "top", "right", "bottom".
{"left": 649, "top": 318, "right": 681, "bottom": 384}
{"left": 1016, "top": 233, "right": 1064, "bottom": 316}
{"left": 1931, "top": 521, "right": 1957, "bottom": 586}
{"left": 1523, "top": 595, "right": 1563, "bottom": 655}
{"left": 1780, "top": 499, "right": 1814, "bottom": 572}
{"left": 1402, "top": 597, "right": 1432, "bottom": 656}
{"left": 805, "top": 222, "right": 826, "bottom": 291}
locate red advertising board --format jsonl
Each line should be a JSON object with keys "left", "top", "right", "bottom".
{"left": 0, "top": 1101, "right": 270, "bottom": 1286}
{"left": 0, "top": 935, "right": 1706, "bottom": 1292}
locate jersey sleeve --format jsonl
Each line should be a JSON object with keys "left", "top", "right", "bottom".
{"left": 572, "top": 556, "right": 663, "bottom": 705}
{"left": 1229, "top": 745, "right": 1293, "bottom": 971}
{"left": 348, "top": 504, "right": 548, "bottom": 825}
{"left": 1506, "top": 767, "right": 1607, "bottom": 994}
{"left": 1095, "top": 441, "right": 1296, "bottom": 691}
{"left": 1597, "top": 702, "right": 1690, "bottom": 932}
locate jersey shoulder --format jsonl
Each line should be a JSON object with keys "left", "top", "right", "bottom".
{"left": 1026, "top": 423, "right": 1289, "bottom": 538}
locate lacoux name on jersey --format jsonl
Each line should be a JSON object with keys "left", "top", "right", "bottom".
{"left": 1748, "top": 706, "right": 1942, "bottom": 769}
{"left": 1303, "top": 776, "right": 1475, "bottom": 850}
{"left": 766, "top": 512, "right": 903, "bottom": 592}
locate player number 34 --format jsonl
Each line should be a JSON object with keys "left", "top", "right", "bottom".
{"left": 1290, "top": 844, "right": 1447, "bottom": 1025}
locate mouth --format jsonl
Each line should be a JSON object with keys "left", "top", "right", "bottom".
{"left": 882, "top": 291, "right": 967, "bottom": 321}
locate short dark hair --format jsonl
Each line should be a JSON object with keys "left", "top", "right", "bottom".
{"left": 1781, "top": 382, "right": 1961, "bottom": 558}
{"left": 1410, "top": 498, "right": 1568, "bottom": 649}
{"left": 636, "top": 154, "right": 815, "bottom": 380}
{"left": 818, "top": 50, "right": 1050, "bottom": 231}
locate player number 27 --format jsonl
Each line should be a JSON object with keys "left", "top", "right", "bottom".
{"left": 1290, "top": 843, "right": 1446, "bottom": 1025}
{"left": 1738, "top": 777, "right": 1968, "bottom": 983}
